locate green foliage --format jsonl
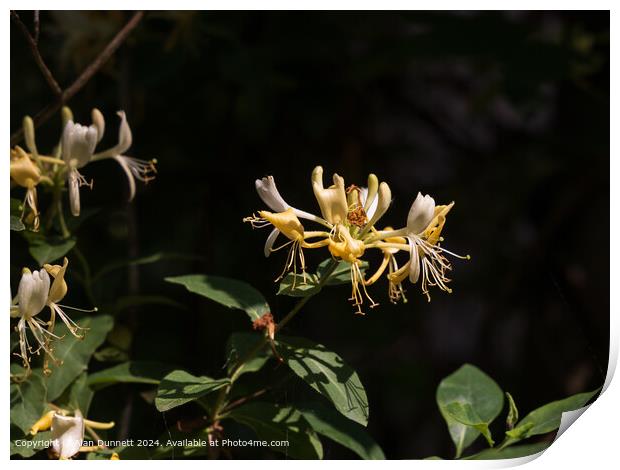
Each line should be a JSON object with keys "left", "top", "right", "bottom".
{"left": 464, "top": 442, "right": 550, "bottom": 460}
{"left": 23, "top": 231, "right": 76, "bottom": 266}
{"left": 42, "top": 315, "right": 114, "bottom": 401}
{"left": 436, "top": 364, "right": 503, "bottom": 457}
{"left": 299, "top": 401, "right": 385, "bottom": 459}
{"left": 225, "top": 332, "right": 271, "bottom": 377}
{"left": 10, "top": 369, "right": 48, "bottom": 435}
{"left": 434, "top": 364, "right": 601, "bottom": 460}
{"left": 277, "top": 335, "right": 369, "bottom": 426}
{"left": 165, "top": 274, "right": 270, "bottom": 321}
{"left": 503, "top": 388, "right": 600, "bottom": 446}
{"left": 278, "top": 259, "right": 368, "bottom": 297}
{"left": 227, "top": 402, "right": 323, "bottom": 459}
{"left": 88, "top": 361, "right": 175, "bottom": 389}
{"left": 155, "top": 370, "right": 230, "bottom": 412}
{"left": 10, "top": 198, "right": 25, "bottom": 231}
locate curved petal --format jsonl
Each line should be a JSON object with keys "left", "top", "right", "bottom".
{"left": 255, "top": 176, "right": 289, "bottom": 212}
{"left": 263, "top": 228, "right": 280, "bottom": 257}
{"left": 68, "top": 168, "right": 82, "bottom": 216}
{"left": 408, "top": 239, "right": 420, "bottom": 284}
{"left": 113, "top": 155, "right": 137, "bottom": 201}
{"left": 51, "top": 411, "right": 84, "bottom": 459}
{"left": 407, "top": 192, "right": 435, "bottom": 235}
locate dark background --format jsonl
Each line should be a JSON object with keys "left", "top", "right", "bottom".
{"left": 10, "top": 11, "right": 609, "bottom": 459}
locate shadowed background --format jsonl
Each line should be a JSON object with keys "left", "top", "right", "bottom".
{"left": 10, "top": 11, "right": 609, "bottom": 459}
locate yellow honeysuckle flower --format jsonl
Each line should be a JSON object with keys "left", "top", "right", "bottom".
{"left": 245, "top": 166, "right": 468, "bottom": 313}
{"left": 10, "top": 146, "right": 41, "bottom": 231}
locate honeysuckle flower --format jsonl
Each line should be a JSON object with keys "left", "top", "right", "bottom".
{"left": 246, "top": 166, "right": 468, "bottom": 313}
{"left": 254, "top": 176, "right": 329, "bottom": 257}
{"left": 90, "top": 111, "right": 157, "bottom": 202}
{"left": 10, "top": 146, "right": 41, "bottom": 230}
{"left": 51, "top": 411, "right": 84, "bottom": 459}
{"left": 30, "top": 408, "right": 115, "bottom": 459}
{"left": 381, "top": 194, "right": 469, "bottom": 301}
{"left": 11, "top": 258, "right": 87, "bottom": 370}
{"left": 62, "top": 110, "right": 157, "bottom": 216}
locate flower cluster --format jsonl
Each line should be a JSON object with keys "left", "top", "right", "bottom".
{"left": 9, "top": 108, "right": 156, "bottom": 230}
{"left": 10, "top": 258, "right": 89, "bottom": 374}
{"left": 245, "top": 166, "right": 469, "bottom": 314}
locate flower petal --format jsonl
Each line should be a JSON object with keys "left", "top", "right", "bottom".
{"left": 407, "top": 192, "right": 435, "bottom": 235}
{"left": 264, "top": 228, "right": 280, "bottom": 257}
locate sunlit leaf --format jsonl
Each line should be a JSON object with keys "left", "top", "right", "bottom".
{"left": 464, "top": 441, "right": 550, "bottom": 460}
{"left": 504, "top": 388, "right": 600, "bottom": 445}
{"left": 227, "top": 402, "right": 323, "bottom": 459}
{"left": 88, "top": 361, "right": 175, "bottom": 389}
{"left": 436, "top": 364, "right": 504, "bottom": 458}
{"left": 155, "top": 370, "right": 230, "bottom": 412}
{"left": 165, "top": 274, "right": 269, "bottom": 321}
{"left": 299, "top": 401, "right": 385, "bottom": 459}
{"left": 277, "top": 335, "right": 369, "bottom": 426}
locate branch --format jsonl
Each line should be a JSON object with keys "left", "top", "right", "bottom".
{"left": 10, "top": 11, "right": 144, "bottom": 147}
{"left": 10, "top": 10, "right": 62, "bottom": 96}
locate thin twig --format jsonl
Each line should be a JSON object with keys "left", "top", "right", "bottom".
{"left": 10, "top": 11, "right": 144, "bottom": 147}
{"left": 10, "top": 10, "right": 62, "bottom": 96}
{"left": 33, "top": 10, "right": 40, "bottom": 44}
{"left": 221, "top": 388, "right": 268, "bottom": 414}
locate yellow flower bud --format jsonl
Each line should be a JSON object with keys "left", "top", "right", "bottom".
{"left": 30, "top": 410, "right": 55, "bottom": 435}
{"left": 258, "top": 208, "right": 305, "bottom": 241}
{"left": 10, "top": 146, "right": 40, "bottom": 188}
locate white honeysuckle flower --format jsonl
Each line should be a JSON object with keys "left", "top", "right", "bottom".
{"left": 11, "top": 258, "right": 86, "bottom": 370}
{"left": 13, "top": 268, "right": 49, "bottom": 320}
{"left": 51, "top": 411, "right": 84, "bottom": 459}
{"left": 11, "top": 268, "right": 56, "bottom": 369}
{"left": 406, "top": 192, "right": 436, "bottom": 235}
{"left": 91, "top": 111, "right": 157, "bottom": 202}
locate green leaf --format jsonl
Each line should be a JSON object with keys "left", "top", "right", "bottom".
{"left": 505, "top": 388, "right": 600, "bottom": 444}
{"left": 277, "top": 335, "right": 369, "bottom": 426}
{"left": 23, "top": 232, "right": 76, "bottom": 265}
{"left": 93, "top": 346, "right": 129, "bottom": 363}
{"left": 436, "top": 364, "right": 504, "bottom": 458}
{"left": 277, "top": 260, "right": 369, "bottom": 297}
{"left": 155, "top": 370, "right": 230, "bottom": 412}
{"left": 43, "top": 315, "right": 114, "bottom": 401}
{"left": 464, "top": 441, "right": 550, "bottom": 460}
{"left": 506, "top": 392, "right": 519, "bottom": 430}
{"left": 10, "top": 426, "right": 51, "bottom": 457}
{"left": 277, "top": 273, "right": 321, "bottom": 297}
{"left": 10, "top": 373, "right": 48, "bottom": 435}
{"left": 227, "top": 402, "right": 323, "bottom": 459}
{"left": 68, "top": 373, "right": 94, "bottom": 414}
{"left": 11, "top": 215, "right": 25, "bottom": 231}
{"left": 165, "top": 274, "right": 269, "bottom": 321}
{"left": 316, "top": 259, "right": 368, "bottom": 286}
{"left": 299, "top": 401, "right": 385, "bottom": 459}
{"left": 445, "top": 402, "right": 494, "bottom": 447}
{"left": 225, "top": 332, "right": 271, "bottom": 377}
{"left": 88, "top": 361, "right": 175, "bottom": 389}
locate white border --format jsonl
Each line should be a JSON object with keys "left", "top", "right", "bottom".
{"left": 4, "top": 2, "right": 616, "bottom": 468}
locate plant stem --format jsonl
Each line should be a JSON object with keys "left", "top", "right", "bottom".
{"left": 210, "top": 259, "right": 340, "bottom": 422}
